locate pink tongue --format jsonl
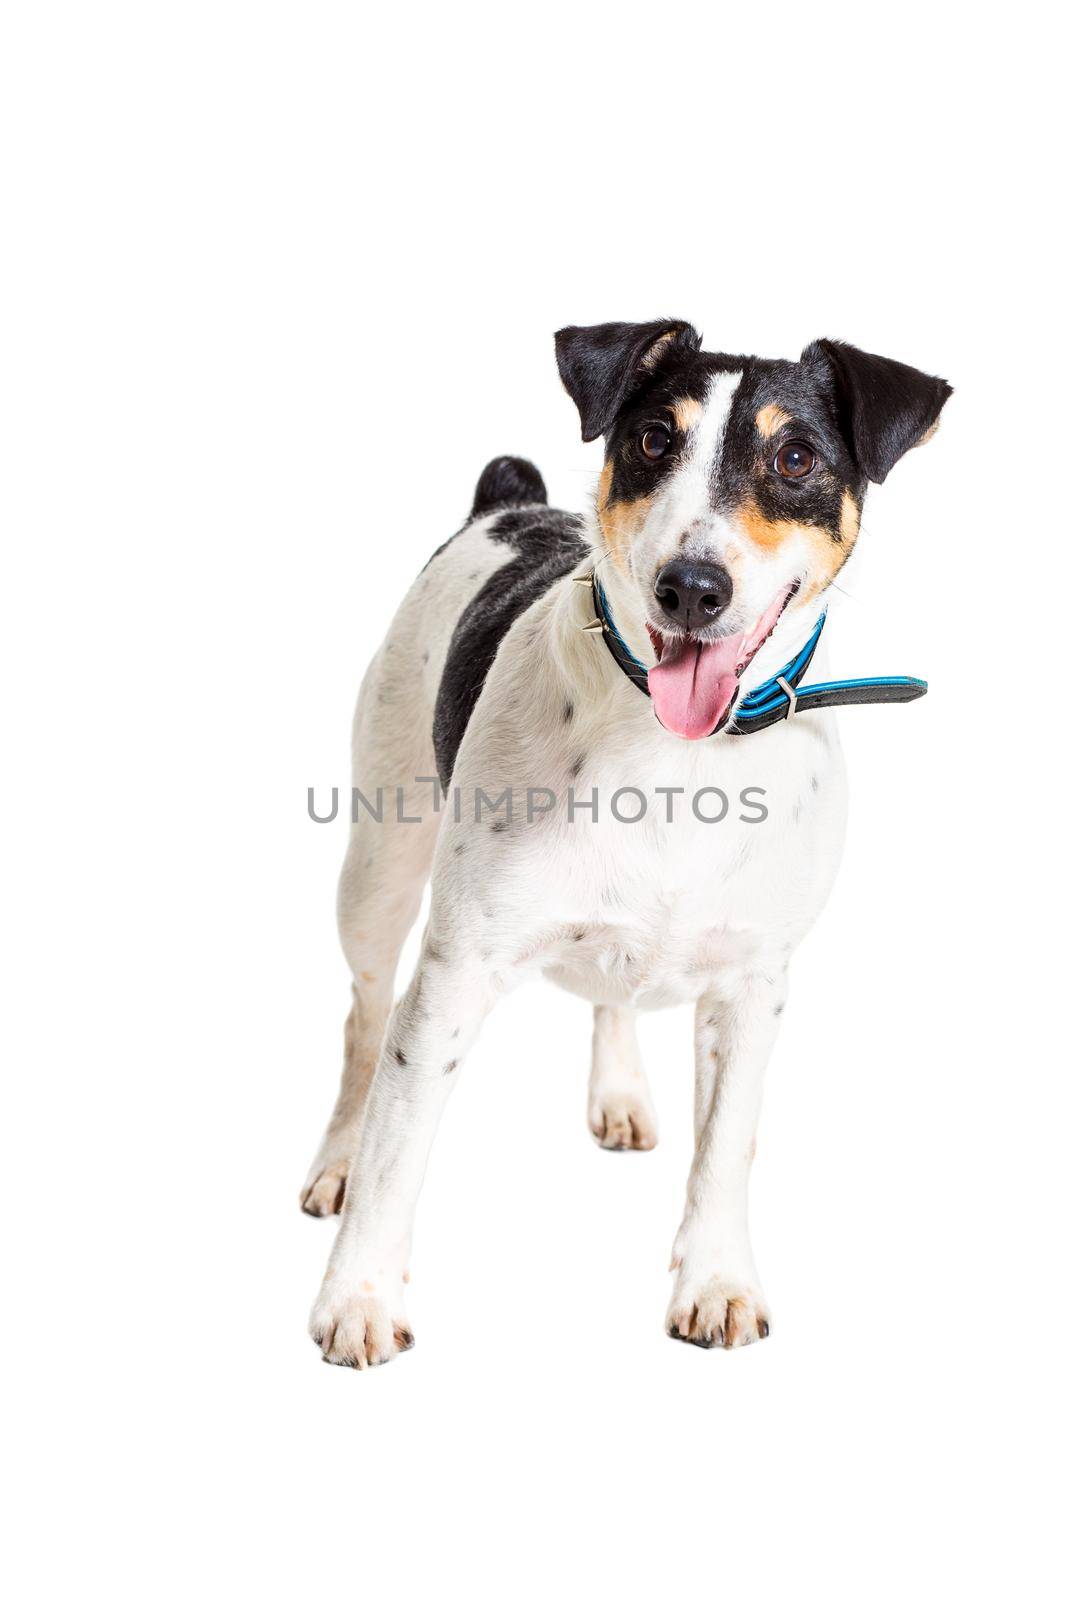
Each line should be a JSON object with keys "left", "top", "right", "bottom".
{"left": 648, "top": 634, "right": 743, "bottom": 740}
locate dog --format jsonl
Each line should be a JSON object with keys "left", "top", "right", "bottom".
{"left": 302, "top": 319, "right": 951, "bottom": 1366}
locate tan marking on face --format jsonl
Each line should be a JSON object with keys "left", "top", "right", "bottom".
{"left": 597, "top": 461, "right": 651, "bottom": 566}
{"left": 736, "top": 501, "right": 799, "bottom": 555}
{"left": 671, "top": 396, "right": 704, "bottom": 432}
{"left": 917, "top": 419, "right": 940, "bottom": 447}
{"left": 798, "top": 489, "right": 861, "bottom": 603}
{"left": 838, "top": 489, "right": 860, "bottom": 545}
{"left": 755, "top": 403, "right": 793, "bottom": 439}
{"left": 736, "top": 491, "right": 862, "bottom": 605}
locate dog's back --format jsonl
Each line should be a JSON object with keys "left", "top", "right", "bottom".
{"left": 432, "top": 458, "right": 587, "bottom": 787}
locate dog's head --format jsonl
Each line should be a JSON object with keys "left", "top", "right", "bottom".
{"left": 555, "top": 320, "right": 951, "bottom": 739}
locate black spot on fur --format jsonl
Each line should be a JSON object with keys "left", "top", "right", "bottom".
{"left": 443, "top": 1059, "right": 459, "bottom": 1074}
{"left": 811, "top": 773, "right": 820, "bottom": 792}
{"left": 491, "top": 818, "right": 509, "bottom": 833}
{"left": 453, "top": 841, "right": 466, "bottom": 855}
{"left": 773, "top": 1002, "right": 785, "bottom": 1016}
{"left": 570, "top": 754, "right": 585, "bottom": 779}
{"left": 433, "top": 506, "right": 587, "bottom": 788}
{"left": 395, "top": 1049, "right": 407, "bottom": 1065}
{"left": 562, "top": 700, "right": 574, "bottom": 722}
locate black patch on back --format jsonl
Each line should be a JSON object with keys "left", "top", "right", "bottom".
{"left": 421, "top": 456, "right": 549, "bottom": 572}
{"left": 433, "top": 506, "right": 587, "bottom": 788}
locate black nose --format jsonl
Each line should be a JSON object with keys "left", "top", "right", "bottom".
{"left": 654, "top": 559, "right": 734, "bottom": 631}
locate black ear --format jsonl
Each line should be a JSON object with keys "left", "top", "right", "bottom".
{"left": 554, "top": 319, "right": 701, "bottom": 442}
{"left": 804, "top": 339, "right": 952, "bottom": 484}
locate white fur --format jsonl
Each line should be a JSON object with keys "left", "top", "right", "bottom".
{"left": 626, "top": 369, "right": 744, "bottom": 623}
{"left": 305, "top": 411, "right": 850, "bottom": 1364}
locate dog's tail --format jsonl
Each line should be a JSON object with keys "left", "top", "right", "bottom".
{"left": 470, "top": 455, "right": 547, "bottom": 518}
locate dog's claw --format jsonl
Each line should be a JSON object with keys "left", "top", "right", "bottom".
{"left": 310, "top": 1288, "right": 412, "bottom": 1368}
{"left": 666, "top": 1278, "right": 769, "bottom": 1349}
{"left": 300, "top": 1159, "right": 349, "bottom": 1216}
{"left": 589, "top": 1094, "right": 658, "bottom": 1152}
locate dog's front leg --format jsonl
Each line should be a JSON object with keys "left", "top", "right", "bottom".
{"left": 309, "top": 946, "right": 496, "bottom": 1367}
{"left": 587, "top": 1005, "right": 658, "bottom": 1151}
{"left": 666, "top": 962, "right": 787, "bottom": 1349}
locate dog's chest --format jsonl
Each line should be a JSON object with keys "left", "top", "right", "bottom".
{"left": 526, "top": 721, "right": 846, "bottom": 1008}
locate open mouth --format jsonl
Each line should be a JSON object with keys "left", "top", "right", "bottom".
{"left": 645, "top": 583, "right": 797, "bottom": 740}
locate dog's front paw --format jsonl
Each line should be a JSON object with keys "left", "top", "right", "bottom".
{"left": 588, "top": 1091, "right": 658, "bottom": 1151}
{"left": 300, "top": 1158, "right": 349, "bottom": 1217}
{"left": 309, "top": 1280, "right": 413, "bottom": 1368}
{"left": 666, "top": 1276, "right": 770, "bottom": 1349}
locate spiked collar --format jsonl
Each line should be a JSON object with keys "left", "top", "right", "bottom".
{"left": 583, "top": 575, "right": 927, "bottom": 735}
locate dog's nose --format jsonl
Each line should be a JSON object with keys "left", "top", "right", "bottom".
{"left": 654, "top": 559, "right": 734, "bottom": 631}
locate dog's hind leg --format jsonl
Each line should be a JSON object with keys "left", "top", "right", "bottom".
{"left": 300, "top": 810, "right": 437, "bottom": 1213}
{"left": 300, "top": 807, "right": 438, "bottom": 1215}
{"left": 301, "top": 620, "right": 444, "bottom": 1216}
{"left": 587, "top": 1004, "right": 658, "bottom": 1151}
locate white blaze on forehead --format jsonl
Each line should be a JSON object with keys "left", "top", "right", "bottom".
{"left": 656, "top": 369, "right": 743, "bottom": 534}
{"left": 690, "top": 369, "right": 744, "bottom": 480}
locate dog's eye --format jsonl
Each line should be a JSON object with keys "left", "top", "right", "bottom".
{"left": 639, "top": 426, "right": 671, "bottom": 462}
{"left": 773, "top": 441, "right": 817, "bottom": 479}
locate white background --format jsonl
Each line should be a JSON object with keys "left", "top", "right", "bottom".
{"left": 3, "top": 3, "right": 1064, "bottom": 1596}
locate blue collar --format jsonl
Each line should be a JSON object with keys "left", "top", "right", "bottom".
{"left": 589, "top": 577, "right": 927, "bottom": 734}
